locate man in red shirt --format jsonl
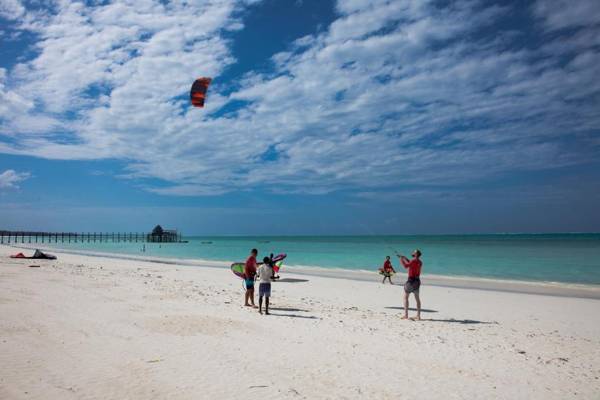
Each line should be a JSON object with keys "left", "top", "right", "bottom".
{"left": 398, "top": 249, "right": 423, "bottom": 320}
{"left": 244, "top": 248, "right": 258, "bottom": 307}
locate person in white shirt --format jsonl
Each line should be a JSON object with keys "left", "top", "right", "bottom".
{"left": 257, "top": 256, "right": 273, "bottom": 315}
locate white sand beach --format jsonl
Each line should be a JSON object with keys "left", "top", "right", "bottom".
{"left": 1, "top": 244, "right": 599, "bottom": 399}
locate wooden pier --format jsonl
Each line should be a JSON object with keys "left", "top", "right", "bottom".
{"left": 0, "top": 228, "right": 183, "bottom": 245}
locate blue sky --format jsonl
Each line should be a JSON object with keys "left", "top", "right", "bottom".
{"left": 0, "top": 0, "right": 599, "bottom": 235}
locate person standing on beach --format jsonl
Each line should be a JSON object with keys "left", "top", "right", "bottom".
{"left": 244, "top": 249, "right": 258, "bottom": 307}
{"left": 380, "top": 256, "right": 396, "bottom": 284}
{"left": 257, "top": 257, "right": 273, "bottom": 315}
{"left": 269, "top": 253, "right": 276, "bottom": 279}
{"left": 397, "top": 250, "right": 423, "bottom": 320}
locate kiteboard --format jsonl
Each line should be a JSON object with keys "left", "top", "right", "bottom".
{"left": 378, "top": 269, "right": 395, "bottom": 276}
{"left": 231, "top": 262, "right": 245, "bottom": 279}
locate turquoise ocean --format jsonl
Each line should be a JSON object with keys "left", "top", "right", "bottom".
{"left": 32, "top": 233, "right": 600, "bottom": 285}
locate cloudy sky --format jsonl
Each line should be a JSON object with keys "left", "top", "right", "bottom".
{"left": 1, "top": 0, "right": 599, "bottom": 235}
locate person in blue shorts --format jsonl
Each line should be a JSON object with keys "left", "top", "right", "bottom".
{"left": 244, "top": 249, "right": 258, "bottom": 307}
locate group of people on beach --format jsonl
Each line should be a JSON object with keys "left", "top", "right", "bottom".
{"left": 242, "top": 247, "right": 424, "bottom": 320}
{"left": 242, "top": 249, "right": 275, "bottom": 315}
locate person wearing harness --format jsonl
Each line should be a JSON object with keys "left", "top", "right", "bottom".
{"left": 244, "top": 249, "right": 258, "bottom": 308}
{"left": 380, "top": 256, "right": 396, "bottom": 284}
{"left": 397, "top": 249, "right": 423, "bottom": 320}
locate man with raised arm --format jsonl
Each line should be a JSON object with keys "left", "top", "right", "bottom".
{"left": 397, "top": 249, "right": 423, "bottom": 320}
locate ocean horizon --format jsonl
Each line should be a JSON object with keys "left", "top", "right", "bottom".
{"left": 14, "top": 233, "right": 600, "bottom": 286}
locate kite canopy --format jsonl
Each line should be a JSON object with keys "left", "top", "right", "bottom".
{"left": 190, "top": 77, "right": 212, "bottom": 108}
{"left": 272, "top": 253, "right": 286, "bottom": 263}
{"left": 273, "top": 260, "right": 284, "bottom": 274}
{"left": 10, "top": 250, "right": 56, "bottom": 259}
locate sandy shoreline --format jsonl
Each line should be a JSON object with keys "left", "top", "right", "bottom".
{"left": 1, "top": 244, "right": 600, "bottom": 399}
{"left": 6, "top": 243, "right": 600, "bottom": 299}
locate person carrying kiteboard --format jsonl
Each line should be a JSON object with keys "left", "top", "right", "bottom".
{"left": 379, "top": 255, "right": 396, "bottom": 284}
{"left": 268, "top": 253, "right": 277, "bottom": 280}
{"left": 270, "top": 253, "right": 287, "bottom": 280}
{"left": 244, "top": 249, "right": 258, "bottom": 308}
{"left": 397, "top": 249, "right": 423, "bottom": 320}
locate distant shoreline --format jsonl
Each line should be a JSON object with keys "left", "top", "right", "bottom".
{"left": 135, "top": 232, "right": 600, "bottom": 237}
{"left": 5, "top": 243, "right": 600, "bottom": 300}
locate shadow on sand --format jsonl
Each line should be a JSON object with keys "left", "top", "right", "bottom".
{"left": 276, "top": 278, "right": 309, "bottom": 283}
{"left": 267, "top": 313, "right": 318, "bottom": 319}
{"left": 385, "top": 306, "right": 438, "bottom": 313}
{"left": 424, "top": 318, "right": 498, "bottom": 325}
{"left": 269, "top": 307, "right": 310, "bottom": 313}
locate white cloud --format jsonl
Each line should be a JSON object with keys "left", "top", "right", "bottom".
{"left": 147, "top": 184, "right": 229, "bottom": 197}
{"left": 0, "top": 0, "right": 599, "bottom": 196}
{"left": 0, "top": 68, "right": 34, "bottom": 122}
{"left": 0, "top": 0, "right": 25, "bottom": 20}
{"left": 534, "top": 0, "right": 600, "bottom": 31}
{"left": 0, "top": 169, "right": 30, "bottom": 189}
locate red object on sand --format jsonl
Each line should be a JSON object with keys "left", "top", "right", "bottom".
{"left": 9, "top": 250, "right": 57, "bottom": 260}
